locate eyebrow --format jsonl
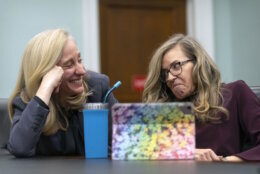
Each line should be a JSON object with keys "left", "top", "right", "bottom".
{"left": 59, "top": 52, "right": 81, "bottom": 66}
{"left": 170, "top": 60, "right": 180, "bottom": 66}
{"left": 162, "top": 60, "right": 179, "bottom": 70}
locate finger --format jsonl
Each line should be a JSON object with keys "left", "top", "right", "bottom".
{"left": 218, "top": 156, "right": 224, "bottom": 161}
{"left": 195, "top": 150, "right": 204, "bottom": 161}
{"left": 195, "top": 153, "right": 207, "bottom": 161}
{"left": 204, "top": 152, "right": 212, "bottom": 161}
{"left": 55, "top": 65, "right": 64, "bottom": 78}
{"left": 54, "top": 86, "right": 60, "bottom": 94}
{"left": 195, "top": 154, "right": 200, "bottom": 160}
{"left": 208, "top": 150, "right": 221, "bottom": 161}
{"left": 195, "top": 149, "right": 209, "bottom": 161}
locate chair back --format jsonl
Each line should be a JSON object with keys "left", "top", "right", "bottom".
{"left": 0, "top": 98, "right": 11, "bottom": 148}
{"left": 250, "top": 86, "right": 260, "bottom": 101}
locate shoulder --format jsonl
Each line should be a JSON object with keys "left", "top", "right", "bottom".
{"left": 84, "top": 71, "right": 111, "bottom": 102}
{"left": 222, "top": 80, "right": 255, "bottom": 100}
{"left": 223, "top": 80, "right": 250, "bottom": 92}
{"left": 85, "top": 71, "right": 109, "bottom": 87}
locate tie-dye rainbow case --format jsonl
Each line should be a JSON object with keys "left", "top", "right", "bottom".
{"left": 112, "top": 103, "right": 195, "bottom": 160}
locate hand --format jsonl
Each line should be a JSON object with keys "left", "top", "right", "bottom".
{"left": 195, "top": 148, "right": 222, "bottom": 161}
{"left": 36, "top": 66, "right": 64, "bottom": 105}
{"left": 42, "top": 66, "right": 63, "bottom": 90}
{"left": 222, "top": 156, "right": 243, "bottom": 162}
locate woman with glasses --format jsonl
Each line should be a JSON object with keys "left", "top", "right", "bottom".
{"left": 142, "top": 34, "right": 260, "bottom": 161}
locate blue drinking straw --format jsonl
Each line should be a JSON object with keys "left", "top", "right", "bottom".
{"left": 103, "top": 81, "right": 122, "bottom": 103}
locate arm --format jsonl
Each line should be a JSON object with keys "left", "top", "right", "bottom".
{"left": 8, "top": 66, "right": 63, "bottom": 157}
{"left": 195, "top": 81, "right": 259, "bottom": 162}
{"left": 233, "top": 81, "right": 260, "bottom": 161}
{"left": 8, "top": 97, "right": 49, "bottom": 157}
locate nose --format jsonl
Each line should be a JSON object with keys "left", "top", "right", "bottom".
{"left": 75, "top": 63, "right": 86, "bottom": 75}
{"left": 166, "top": 72, "right": 177, "bottom": 82}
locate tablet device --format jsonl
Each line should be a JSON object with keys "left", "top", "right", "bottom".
{"left": 111, "top": 102, "right": 195, "bottom": 160}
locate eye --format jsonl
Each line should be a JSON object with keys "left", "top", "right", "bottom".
{"left": 172, "top": 62, "right": 181, "bottom": 70}
{"left": 63, "top": 61, "right": 74, "bottom": 69}
{"left": 64, "top": 64, "right": 73, "bottom": 68}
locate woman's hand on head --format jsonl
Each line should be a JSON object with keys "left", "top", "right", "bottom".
{"left": 42, "top": 66, "right": 64, "bottom": 90}
{"left": 36, "top": 66, "right": 64, "bottom": 105}
{"left": 195, "top": 148, "right": 222, "bottom": 161}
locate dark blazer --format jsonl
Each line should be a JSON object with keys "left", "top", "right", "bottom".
{"left": 7, "top": 71, "right": 117, "bottom": 157}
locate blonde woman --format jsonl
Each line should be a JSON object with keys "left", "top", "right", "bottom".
{"left": 143, "top": 34, "right": 260, "bottom": 161}
{"left": 8, "top": 29, "right": 117, "bottom": 157}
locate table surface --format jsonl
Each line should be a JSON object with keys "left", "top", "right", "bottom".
{"left": 0, "top": 149, "right": 259, "bottom": 174}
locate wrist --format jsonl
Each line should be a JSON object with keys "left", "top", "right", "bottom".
{"left": 222, "top": 156, "right": 243, "bottom": 162}
{"left": 36, "top": 84, "right": 54, "bottom": 105}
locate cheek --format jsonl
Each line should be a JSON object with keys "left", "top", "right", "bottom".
{"left": 184, "top": 68, "right": 194, "bottom": 89}
{"left": 184, "top": 76, "right": 195, "bottom": 94}
{"left": 187, "top": 76, "right": 194, "bottom": 88}
{"left": 59, "top": 70, "right": 73, "bottom": 90}
{"left": 62, "top": 70, "right": 73, "bottom": 81}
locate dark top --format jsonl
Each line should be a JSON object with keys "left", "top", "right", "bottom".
{"left": 196, "top": 80, "right": 260, "bottom": 161}
{"left": 7, "top": 71, "right": 117, "bottom": 157}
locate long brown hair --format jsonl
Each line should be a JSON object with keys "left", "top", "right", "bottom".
{"left": 142, "top": 34, "right": 229, "bottom": 122}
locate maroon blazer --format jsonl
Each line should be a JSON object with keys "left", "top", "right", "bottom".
{"left": 196, "top": 80, "right": 260, "bottom": 161}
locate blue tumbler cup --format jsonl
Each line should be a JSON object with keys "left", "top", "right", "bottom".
{"left": 83, "top": 103, "right": 108, "bottom": 158}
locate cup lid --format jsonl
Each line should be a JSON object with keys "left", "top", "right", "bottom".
{"left": 83, "top": 103, "right": 108, "bottom": 109}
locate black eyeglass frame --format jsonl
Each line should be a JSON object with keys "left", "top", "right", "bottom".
{"left": 160, "top": 59, "right": 194, "bottom": 82}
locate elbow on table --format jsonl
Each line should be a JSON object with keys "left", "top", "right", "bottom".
{"left": 7, "top": 142, "right": 35, "bottom": 158}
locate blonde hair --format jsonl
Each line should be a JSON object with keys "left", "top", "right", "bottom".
{"left": 142, "top": 34, "right": 229, "bottom": 122}
{"left": 8, "top": 29, "right": 90, "bottom": 135}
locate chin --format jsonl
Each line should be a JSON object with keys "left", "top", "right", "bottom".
{"left": 174, "top": 96, "right": 186, "bottom": 101}
{"left": 67, "top": 87, "right": 84, "bottom": 96}
{"left": 172, "top": 91, "right": 190, "bottom": 100}
{"left": 73, "top": 89, "right": 84, "bottom": 95}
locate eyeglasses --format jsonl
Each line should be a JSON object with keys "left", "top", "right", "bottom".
{"left": 160, "top": 59, "right": 194, "bottom": 82}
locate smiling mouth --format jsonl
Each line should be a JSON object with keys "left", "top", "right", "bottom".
{"left": 70, "top": 79, "right": 82, "bottom": 84}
